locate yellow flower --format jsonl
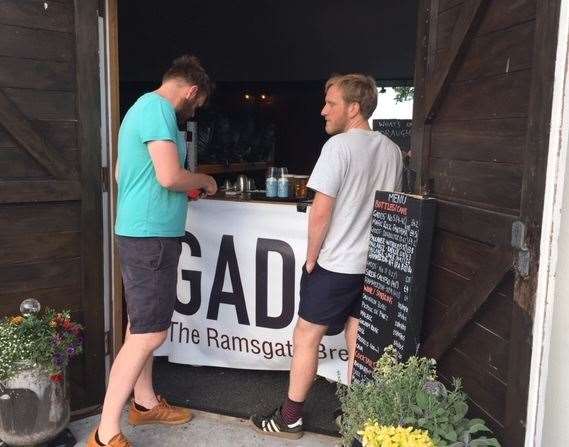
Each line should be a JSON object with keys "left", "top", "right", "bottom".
{"left": 9, "top": 316, "right": 24, "bottom": 326}
{"left": 358, "top": 422, "right": 434, "bottom": 447}
{"left": 49, "top": 320, "right": 57, "bottom": 327}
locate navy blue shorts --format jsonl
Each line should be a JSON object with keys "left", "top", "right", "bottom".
{"left": 298, "top": 263, "right": 364, "bottom": 336}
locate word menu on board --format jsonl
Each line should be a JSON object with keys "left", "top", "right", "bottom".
{"left": 353, "top": 191, "right": 436, "bottom": 383}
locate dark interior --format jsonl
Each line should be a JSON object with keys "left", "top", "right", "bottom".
{"left": 118, "top": 1, "right": 417, "bottom": 178}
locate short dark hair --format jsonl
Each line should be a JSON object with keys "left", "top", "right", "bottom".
{"left": 325, "top": 74, "right": 378, "bottom": 119}
{"left": 163, "top": 54, "right": 214, "bottom": 100}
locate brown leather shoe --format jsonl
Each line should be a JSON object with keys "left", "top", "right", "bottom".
{"left": 128, "top": 396, "right": 193, "bottom": 426}
{"left": 86, "top": 429, "right": 132, "bottom": 446}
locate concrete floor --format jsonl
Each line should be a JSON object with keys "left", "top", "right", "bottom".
{"left": 70, "top": 408, "right": 341, "bottom": 447}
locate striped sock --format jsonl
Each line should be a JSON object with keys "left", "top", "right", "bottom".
{"left": 281, "top": 397, "right": 304, "bottom": 425}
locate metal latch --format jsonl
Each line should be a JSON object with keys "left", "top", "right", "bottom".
{"left": 512, "top": 221, "right": 530, "bottom": 278}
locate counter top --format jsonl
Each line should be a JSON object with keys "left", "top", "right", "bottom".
{"left": 198, "top": 191, "right": 306, "bottom": 206}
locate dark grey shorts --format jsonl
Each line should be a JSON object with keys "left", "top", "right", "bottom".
{"left": 117, "top": 236, "right": 182, "bottom": 334}
{"left": 298, "top": 263, "right": 364, "bottom": 336}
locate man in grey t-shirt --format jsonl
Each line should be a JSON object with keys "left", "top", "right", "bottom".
{"left": 252, "top": 74, "right": 403, "bottom": 439}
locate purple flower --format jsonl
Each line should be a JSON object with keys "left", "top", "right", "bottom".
{"left": 66, "top": 346, "right": 76, "bottom": 356}
{"left": 53, "top": 353, "right": 65, "bottom": 368}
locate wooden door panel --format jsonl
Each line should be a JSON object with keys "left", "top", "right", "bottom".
{"left": 428, "top": 265, "right": 469, "bottom": 306}
{"left": 0, "top": 0, "right": 74, "bottom": 33}
{"left": 0, "top": 180, "right": 81, "bottom": 203}
{"left": 5, "top": 88, "right": 76, "bottom": 121}
{"left": 0, "top": 122, "right": 79, "bottom": 151}
{"left": 0, "top": 259, "right": 81, "bottom": 295}
{"left": 431, "top": 230, "right": 491, "bottom": 278}
{"left": 0, "top": 0, "right": 105, "bottom": 413}
{"left": 439, "top": 348, "right": 507, "bottom": 424}
{"left": 434, "top": 201, "right": 515, "bottom": 246}
{"left": 477, "top": 0, "right": 536, "bottom": 35}
{"left": 0, "top": 148, "right": 51, "bottom": 178}
{"left": 436, "top": 6, "right": 463, "bottom": 50}
{"left": 426, "top": 273, "right": 514, "bottom": 340}
{"left": 412, "top": 0, "right": 559, "bottom": 442}
{"left": 0, "top": 287, "right": 82, "bottom": 319}
{"left": 434, "top": 20, "right": 534, "bottom": 83}
{"left": 437, "top": 0, "right": 536, "bottom": 51}
{"left": 0, "top": 24, "right": 74, "bottom": 61}
{"left": 0, "top": 231, "right": 81, "bottom": 265}
{"left": 455, "top": 319, "right": 509, "bottom": 381}
{"left": 439, "top": 0, "right": 464, "bottom": 13}
{"left": 435, "top": 70, "right": 532, "bottom": 121}
{"left": 0, "top": 202, "right": 81, "bottom": 233}
{"left": 33, "top": 121, "right": 79, "bottom": 149}
{"left": 431, "top": 118, "right": 527, "bottom": 163}
{"left": 0, "top": 56, "right": 76, "bottom": 91}
{"left": 475, "top": 277, "right": 514, "bottom": 340}
{"left": 0, "top": 147, "right": 81, "bottom": 178}
{"left": 430, "top": 159, "right": 523, "bottom": 212}
{"left": 0, "top": 89, "right": 77, "bottom": 179}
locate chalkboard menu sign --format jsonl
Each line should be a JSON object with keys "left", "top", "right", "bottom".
{"left": 373, "top": 119, "right": 412, "bottom": 151}
{"left": 352, "top": 191, "right": 436, "bottom": 383}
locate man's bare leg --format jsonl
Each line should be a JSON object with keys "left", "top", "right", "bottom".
{"left": 123, "top": 325, "right": 160, "bottom": 409}
{"left": 288, "top": 318, "right": 328, "bottom": 402}
{"left": 344, "top": 316, "right": 360, "bottom": 384}
{"left": 97, "top": 329, "right": 167, "bottom": 443}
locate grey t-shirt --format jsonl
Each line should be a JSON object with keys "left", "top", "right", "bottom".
{"left": 307, "top": 128, "right": 403, "bottom": 274}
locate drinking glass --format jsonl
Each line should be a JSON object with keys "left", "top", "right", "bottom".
{"left": 266, "top": 167, "right": 278, "bottom": 179}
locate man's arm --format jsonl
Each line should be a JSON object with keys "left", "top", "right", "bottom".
{"left": 305, "top": 191, "right": 335, "bottom": 273}
{"left": 148, "top": 140, "right": 217, "bottom": 194}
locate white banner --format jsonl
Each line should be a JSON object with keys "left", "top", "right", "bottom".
{"left": 156, "top": 199, "right": 348, "bottom": 382}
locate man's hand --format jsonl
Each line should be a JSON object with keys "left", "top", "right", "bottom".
{"left": 306, "top": 191, "right": 335, "bottom": 273}
{"left": 204, "top": 176, "right": 218, "bottom": 195}
{"left": 305, "top": 260, "right": 317, "bottom": 274}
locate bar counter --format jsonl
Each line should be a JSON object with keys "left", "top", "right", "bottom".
{"left": 154, "top": 194, "right": 348, "bottom": 383}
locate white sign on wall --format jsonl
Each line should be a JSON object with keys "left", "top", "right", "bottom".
{"left": 156, "top": 199, "right": 349, "bottom": 383}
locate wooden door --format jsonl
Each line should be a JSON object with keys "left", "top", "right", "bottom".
{"left": 0, "top": 0, "right": 105, "bottom": 412}
{"left": 412, "top": 0, "right": 561, "bottom": 445}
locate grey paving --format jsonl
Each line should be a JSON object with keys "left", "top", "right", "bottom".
{"left": 70, "top": 409, "right": 340, "bottom": 447}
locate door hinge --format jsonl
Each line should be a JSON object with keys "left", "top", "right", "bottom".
{"left": 512, "top": 221, "right": 530, "bottom": 278}
{"left": 101, "top": 166, "right": 109, "bottom": 193}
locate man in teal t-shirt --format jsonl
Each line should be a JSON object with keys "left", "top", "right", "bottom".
{"left": 88, "top": 55, "right": 217, "bottom": 447}
{"left": 115, "top": 91, "right": 189, "bottom": 237}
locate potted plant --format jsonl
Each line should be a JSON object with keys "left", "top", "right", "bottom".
{"left": 0, "top": 299, "right": 83, "bottom": 446}
{"left": 337, "top": 346, "right": 501, "bottom": 447}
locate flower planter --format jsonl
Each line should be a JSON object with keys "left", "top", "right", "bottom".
{"left": 0, "top": 367, "right": 69, "bottom": 446}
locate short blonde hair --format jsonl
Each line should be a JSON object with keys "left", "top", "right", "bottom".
{"left": 325, "top": 74, "right": 378, "bottom": 119}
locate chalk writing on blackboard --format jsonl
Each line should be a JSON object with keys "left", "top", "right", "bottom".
{"left": 353, "top": 191, "right": 436, "bottom": 383}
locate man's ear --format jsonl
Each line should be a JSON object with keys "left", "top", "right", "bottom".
{"left": 186, "top": 85, "right": 199, "bottom": 100}
{"left": 348, "top": 102, "right": 361, "bottom": 119}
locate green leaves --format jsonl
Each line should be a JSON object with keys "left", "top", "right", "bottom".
{"left": 453, "top": 402, "right": 469, "bottom": 421}
{"left": 468, "top": 438, "right": 501, "bottom": 447}
{"left": 337, "top": 346, "right": 502, "bottom": 447}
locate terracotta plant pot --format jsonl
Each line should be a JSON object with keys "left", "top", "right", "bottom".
{"left": 0, "top": 367, "right": 69, "bottom": 446}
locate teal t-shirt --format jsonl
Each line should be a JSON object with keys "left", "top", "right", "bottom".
{"left": 115, "top": 92, "right": 187, "bottom": 237}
